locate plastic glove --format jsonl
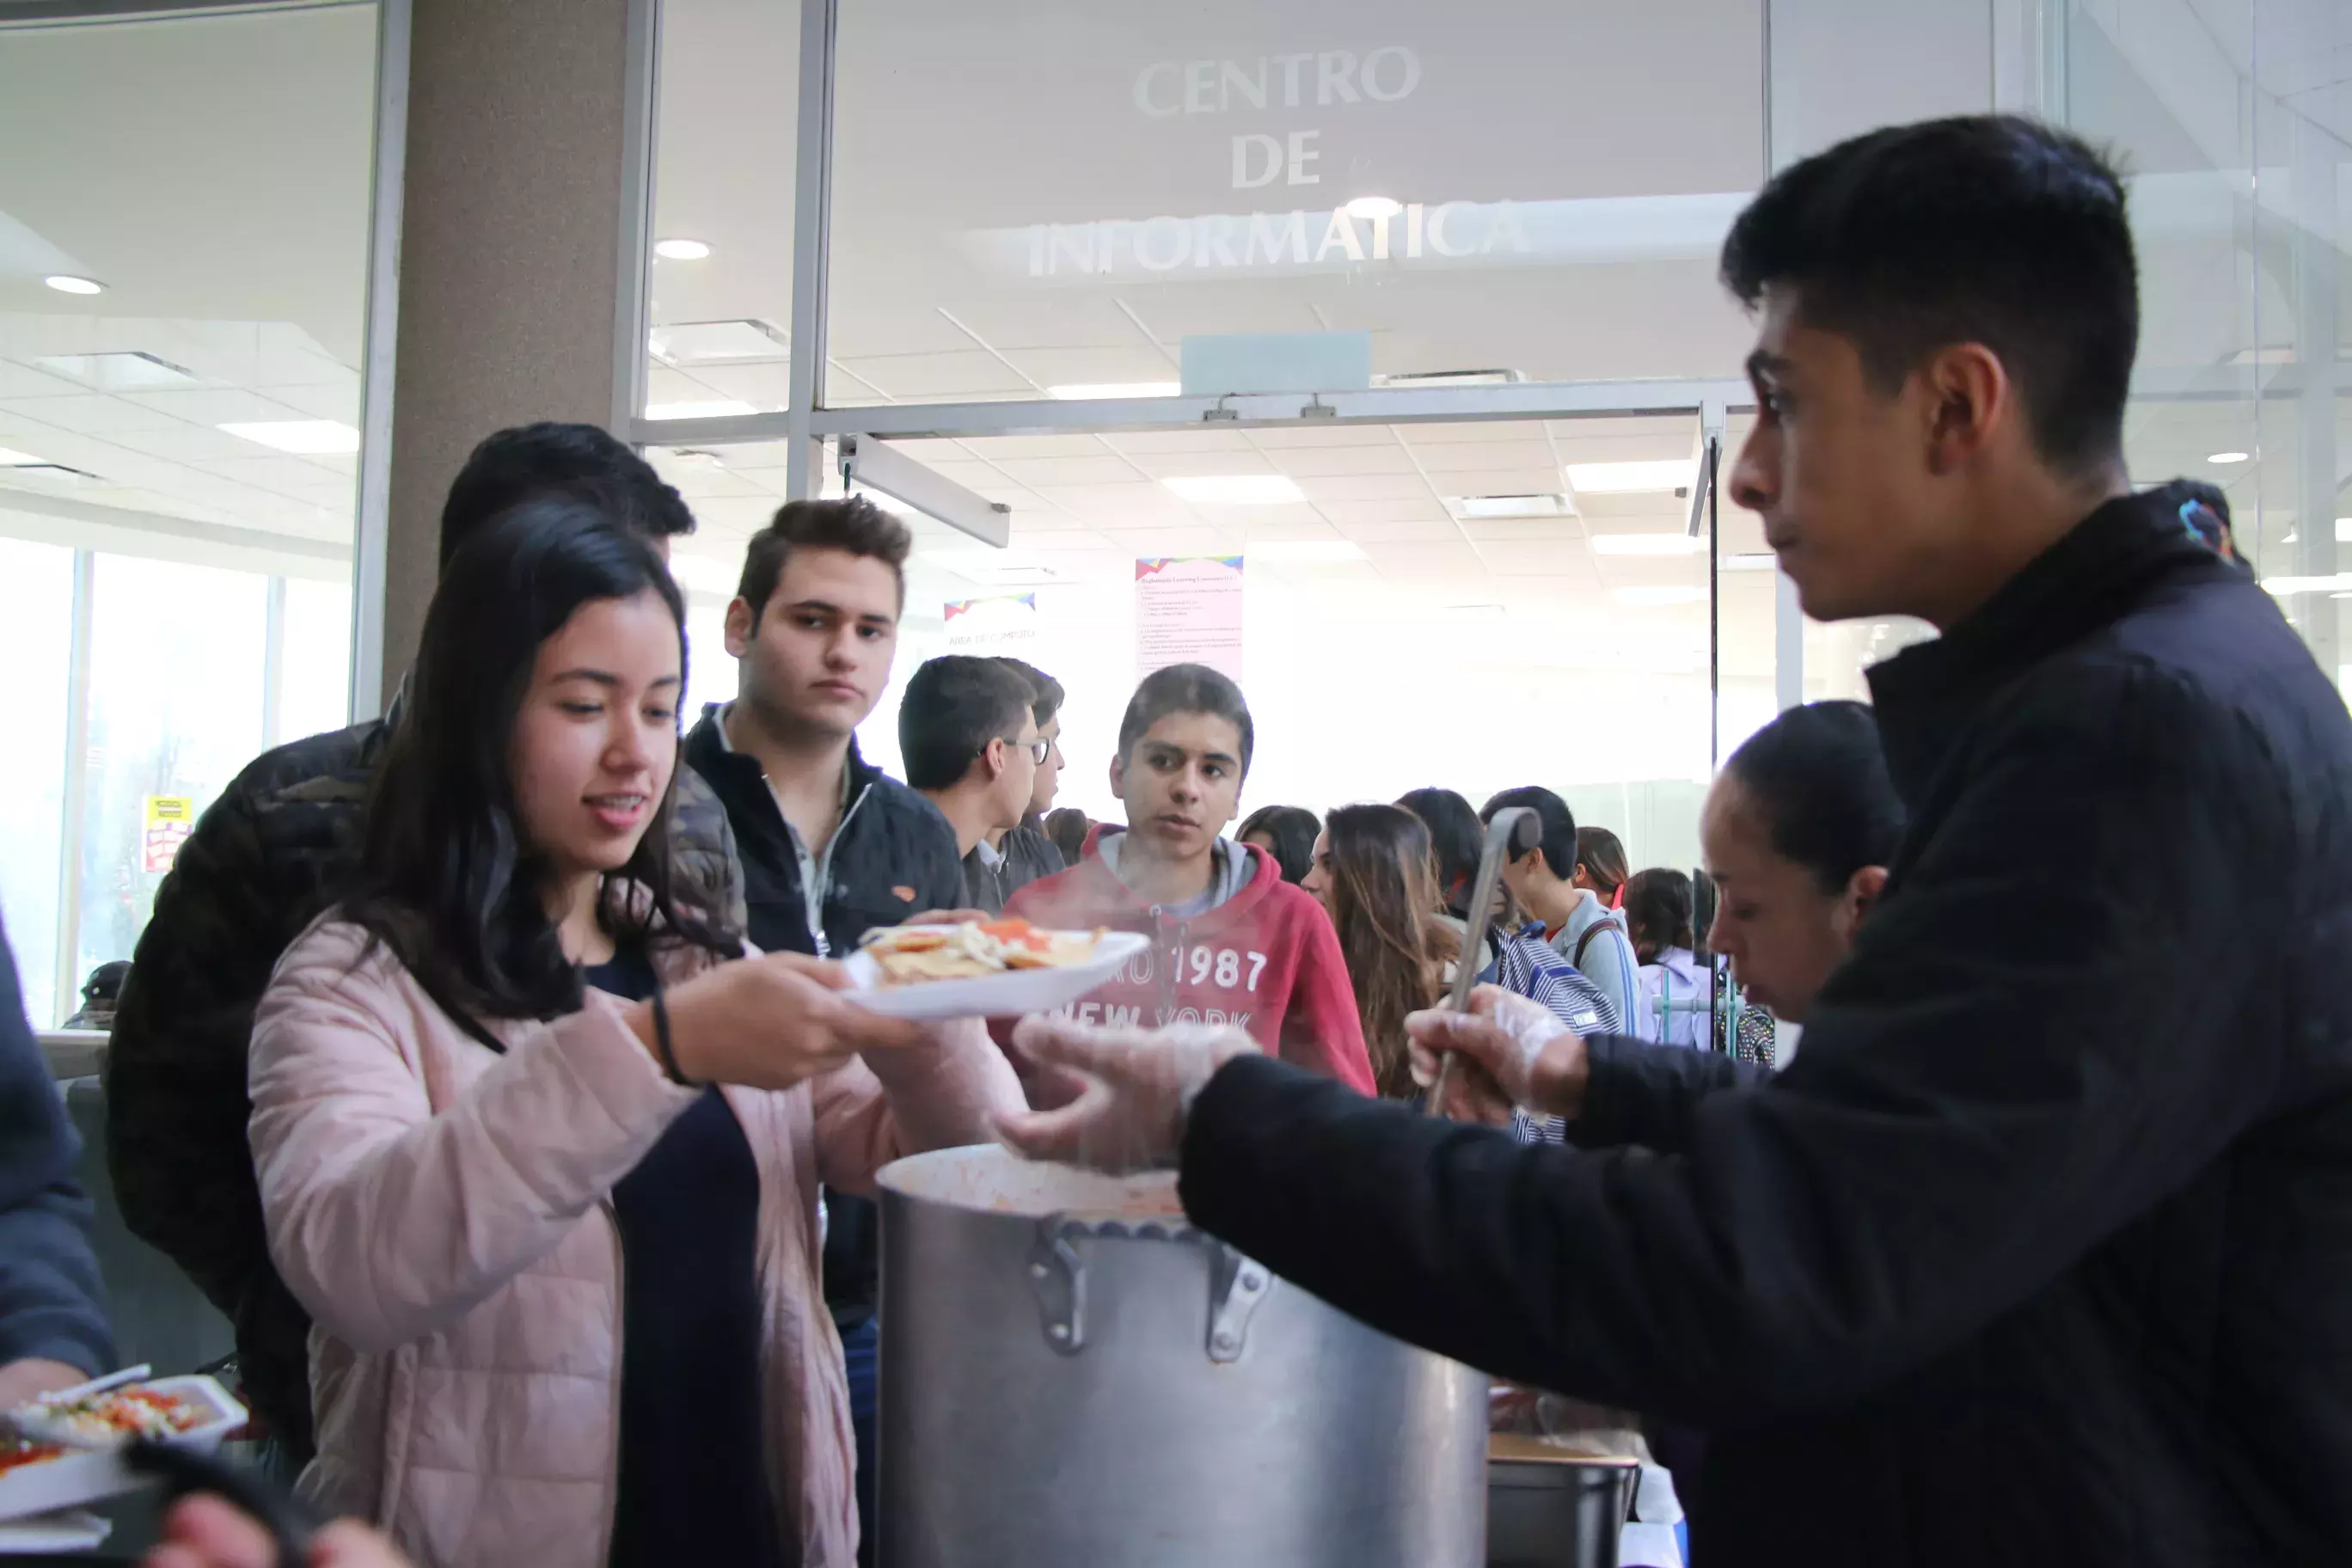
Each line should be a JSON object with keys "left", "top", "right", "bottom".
{"left": 1406, "top": 983, "right": 1589, "bottom": 1122}
{"left": 994, "top": 1014, "right": 1259, "bottom": 1174}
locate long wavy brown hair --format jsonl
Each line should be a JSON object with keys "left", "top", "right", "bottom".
{"left": 1320, "top": 804, "right": 1459, "bottom": 1099}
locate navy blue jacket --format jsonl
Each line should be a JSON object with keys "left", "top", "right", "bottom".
{"left": 0, "top": 916, "right": 114, "bottom": 1379}
{"left": 1178, "top": 488, "right": 2352, "bottom": 1565}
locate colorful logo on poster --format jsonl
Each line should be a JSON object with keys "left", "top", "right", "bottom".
{"left": 143, "top": 795, "right": 193, "bottom": 874}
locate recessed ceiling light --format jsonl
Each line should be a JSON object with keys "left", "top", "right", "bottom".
{"left": 217, "top": 420, "right": 361, "bottom": 454}
{"left": 1049, "top": 382, "right": 1180, "bottom": 401}
{"left": 648, "top": 319, "right": 788, "bottom": 364}
{"left": 1450, "top": 493, "right": 1569, "bottom": 519}
{"left": 1344, "top": 195, "right": 1404, "bottom": 220}
{"left": 1565, "top": 460, "right": 1694, "bottom": 494}
{"left": 0, "top": 446, "right": 45, "bottom": 467}
{"left": 1246, "top": 540, "right": 1366, "bottom": 562}
{"left": 1164, "top": 475, "right": 1303, "bottom": 505}
{"left": 1722, "top": 552, "right": 1779, "bottom": 572}
{"left": 653, "top": 238, "right": 712, "bottom": 260}
{"left": 1375, "top": 369, "right": 1524, "bottom": 388}
{"left": 2208, "top": 450, "right": 2250, "bottom": 464}
{"left": 1612, "top": 585, "right": 1708, "bottom": 606}
{"left": 643, "top": 399, "right": 757, "bottom": 420}
{"left": 43, "top": 275, "right": 103, "bottom": 296}
{"left": 1590, "top": 534, "right": 1706, "bottom": 556}
{"left": 2261, "top": 573, "right": 2352, "bottom": 596}
{"left": 2338, "top": 518, "right": 2352, "bottom": 543}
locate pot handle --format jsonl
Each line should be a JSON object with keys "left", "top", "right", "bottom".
{"left": 1207, "top": 1245, "right": 1275, "bottom": 1363}
{"left": 1029, "top": 1222, "right": 1087, "bottom": 1356}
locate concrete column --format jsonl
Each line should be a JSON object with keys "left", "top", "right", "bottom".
{"left": 378, "top": 0, "right": 635, "bottom": 707}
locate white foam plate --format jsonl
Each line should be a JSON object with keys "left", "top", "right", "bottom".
{"left": 0, "top": 1375, "right": 246, "bottom": 1526}
{"left": 0, "top": 1508, "right": 109, "bottom": 1553}
{"left": 842, "top": 928, "right": 1149, "bottom": 1020}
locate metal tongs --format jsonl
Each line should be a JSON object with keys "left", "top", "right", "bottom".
{"left": 1429, "top": 806, "right": 1538, "bottom": 1118}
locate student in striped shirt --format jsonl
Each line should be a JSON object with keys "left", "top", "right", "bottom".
{"left": 1480, "top": 787, "right": 1644, "bottom": 1037}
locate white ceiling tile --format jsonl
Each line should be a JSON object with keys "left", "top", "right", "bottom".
{"left": 1437, "top": 468, "right": 1565, "bottom": 496}
{"left": 989, "top": 456, "right": 1148, "bottom": 487}
{"left": 1332, "top": 514, "right": 1470, "bottom": 542}
{"left": 1479, "top": 541, "right": 1614, "bottom": 577}
{"left": 1118, "top": 450, "right": 1279, "bottom": 481}
{"left": 831, "top": 352, "right": 1035, "bottom": 398}
{"left": 1461, "top": 517, "right": 1589, "bottom": 542}
{"left": 1265, "top": 444, "right": 1418, "bottom": 477}
{"left": 1409, "top": 440, "right": 1557, "bottom": 473}
{"left": 100, "top": 423, "right": 277, "bottom": 463}
{"left": 1294, "top": 474, "right": 1432, "bottom": 503}
{"left": 1404, "top": 420, "right": 1553, "bottom": 444}
{"left": 1246, "top": 425, "right": 1399, "bottom": 450}
{"left": 1363, "top": 541, "right": 1487, "bottom": 573}
{"left": 0, "top": 394, "right": 181, "bottom": 435}
{"left": 1096, "top": 525, "right": 1236, "bottom": 557}
{"left": 1101, "top": 429, "right": 1255, "bottom": 455}
{"left": 120, "top": 387, "right": 309, "bottom": 426}
{"left": 953, "top": 435, "right": 1118, "bottom": 461}
{"left": 1314, "top": 496, "right": 1451, "bottom": 524}
{"left": 0, "top": 362, "right": 84, "bottom": 399}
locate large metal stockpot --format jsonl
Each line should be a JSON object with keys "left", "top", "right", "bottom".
{"left": 876, "top": 1146, "right": 1487, "bottom": 1568}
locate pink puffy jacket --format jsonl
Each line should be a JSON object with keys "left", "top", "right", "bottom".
{"left": 247, "top": 917, "right": 1022, "bottom": 1568}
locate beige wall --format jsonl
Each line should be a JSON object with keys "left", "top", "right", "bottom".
{"left": 381, "top": 0, "right": 633, "bottom": 706}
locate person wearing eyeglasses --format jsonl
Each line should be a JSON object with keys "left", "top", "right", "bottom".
{"left": 900, "top": 655, "right": 1050, "bottom": 916}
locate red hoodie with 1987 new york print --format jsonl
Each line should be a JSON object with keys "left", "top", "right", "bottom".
{"left": 1003, "top": 829, "right": 1376, "bottom": 1096}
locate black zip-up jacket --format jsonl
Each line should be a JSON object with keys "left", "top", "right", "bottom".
{"left": 1175, "top": 488, "right": 2352, "bottom": 1565}
{"left": 683, "top": 707, "right": 963, "bottom": 1328}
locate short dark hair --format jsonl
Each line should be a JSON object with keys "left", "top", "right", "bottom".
{"left": 1396, "top": 787, "right": 1483, "bottom": 909}
{"left": 438, "top": 422, "right": 695, "bottom": 569}
{"left": 1117, "top": 663, "right": 1254, "bottom": 778}
{"left": 898, "top": 655, "right": 1037, "bottom": 792}
{"left": 736, "top": 498, "right": 913, "bottom": 624}
{"left": 1480, "top": 786, "right": 1577, "bottom": 881}
{"left": 1235, "top": 805, "right": 1321, "bottom": 885}
{"left": 1723, "top": 701, "right": 1906, "bottom": 893}
{"left": 1719, "top": 114, "right": 2137, "bottom": 475}
{"left": 994, "top": 657, "right": 1065, "bottom": 726}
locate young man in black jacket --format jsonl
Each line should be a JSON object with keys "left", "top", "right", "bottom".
{"left": 681, "top": 496, "right": 962, "bottom": 1559}
{"left": 1000, "top": 116, "right": 2352, "bottom": 1566}
{"left": 103, "top": 424, "right": 743, "bottom": 1464}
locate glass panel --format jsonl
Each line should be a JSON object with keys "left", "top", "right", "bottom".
{"left": 75, "top": 554, "right": 270, "bottom": 989}
{"left": 0, "top": 540, "right": 76, "bottom": 1028}
{"left": 277, "top": 575, "right": 353, "bottom": 744}
{"left": 825, "top": 0, "right": 1768, "bottom": 404}
{"left": 0, "top": 4, "right": 378, "bottom": 998}
{"left": 644, "top": 0, "right": 799, "bottom": 422}
{"left": 750, "top": 415, "right": 1730, "bottom": 877}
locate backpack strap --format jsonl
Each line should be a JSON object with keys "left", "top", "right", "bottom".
{"left": 1572, "top": 915, "right": 1625, "bottom": 970}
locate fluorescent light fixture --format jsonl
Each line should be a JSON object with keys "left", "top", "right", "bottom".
{"left": 35, "top": 352, "right": 198, "bottom": 390}
{"left": 1048, "top": 382, "right": 1180, "bottom": 401}
{"left": 44, "top": 275, "right": 103, "bottom": 296}
{"left": 1722, "top": 552, "right": 1779, "bottom": 572}
{"left": 648, "top": 320, "right": 788, "bottom": 364}
{"left": 2339, "top": 518, "right": 2352, "bottom": 543}
{"left": 1245, "top": 540, "right": 1366, "bottom": 563}
{"left": 1375, "top": 368, "right": 1523, "bottom": 388}
{"left": 643, "top": 399, "right": 757, "bottom": 420}
{"left": 1565, "top": 460, "right": 1694, "bottom": 494}
{"left": 1439, "top": 602, "right": 1507, "bottom": 620}
{"left": 2261, "top": 573, "right": 2352, "bottom": 596}
{"left": 652, "top": 238, "right": 713, "bottom": 260}
{"left": 1612, "top": 585, "right": 1708, "bottom": 606}
{"left": 1451, "top": 493, "right": 1569, "bottom": 519}
{"left": 1164, "top": 475, "right": 1304, "bottom": 505}
{"left": 1344, "top": 195, "right": 1404, "bottom": 220}
{"left": 217, "top": 420, "right": 361, "bottom": 454}
{"left": 0, "top": 446, "right": 45, "bottom": 466}
{"left": 1590, "top": 533, "right": 1706, "bottom": 556}
{"left": 2208, "top": 450, "right": 2250, "bottom": 464}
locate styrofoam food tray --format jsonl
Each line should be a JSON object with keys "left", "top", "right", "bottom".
{"left": 842, "top": 928, "right": 1148, "bottom": 1020}
{"left": 0, "top": 1375, "right": 246, "bottom": 1526}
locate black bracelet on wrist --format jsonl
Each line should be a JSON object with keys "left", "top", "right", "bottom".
{"left": 647, "top": 981, "right": 695, "bottom": 1087}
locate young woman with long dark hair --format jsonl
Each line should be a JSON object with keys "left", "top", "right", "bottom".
{"left": 245, "top": 500, "right": 1020, "bottom": 1568}
{"left": 1299, "top": 803, "right": 1455, "bottom": 1099}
